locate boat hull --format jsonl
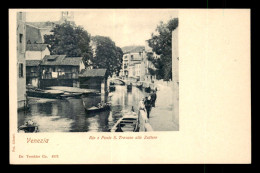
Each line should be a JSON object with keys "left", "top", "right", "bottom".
{"left": 27, "top": 90, "right": 63, "bottom": 99}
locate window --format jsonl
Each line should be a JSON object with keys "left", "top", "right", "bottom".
{"left": 19, "top": 34, "right": 23, "bottom": 43}
{"left": 19, "top": 63, "right": 23, "bottom": 78}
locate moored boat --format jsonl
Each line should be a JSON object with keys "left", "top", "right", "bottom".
{"left": 27, "top": 89, "right": 64, "bottom": 99}
{"left": 110, "top": 114, "right": 139, "bottom": 132}
{"left": 18, "top": 120, "right": 39, "bottom": 133}
{"left": 82, "top": 100, "right": 111, "bottom": 113}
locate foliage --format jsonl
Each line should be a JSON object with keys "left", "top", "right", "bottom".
{"left": 147, "top": 18, "right": 178, "bottom": 81}
{"left": 44, "top": 23, "right": 93, "bottom": 65}
{"left": 91, "top": 36, "right": 123, "bottom": 77}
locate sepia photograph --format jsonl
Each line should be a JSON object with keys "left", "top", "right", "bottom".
{"left": 16, "top": 10, "right": 179, "bottom": 133}
{"left": 10, "top": 9, "right": 251, "bottom": 164}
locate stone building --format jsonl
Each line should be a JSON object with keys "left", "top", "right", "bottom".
{"left": 120, "top": 46, "right": 144, "bottom": 79}
{"left": 17, "top": 12, "right": 27, "bottom": 110}
{"left": 172, "top": 27, "right": 179, "bottom": 129}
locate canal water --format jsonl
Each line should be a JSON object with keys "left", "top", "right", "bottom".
{"left": 18, "top": 85, "right": 151, "bottom": 132}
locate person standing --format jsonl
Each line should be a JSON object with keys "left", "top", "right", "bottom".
{"left": 151, "top": 91, "right": 157, "bottom": 107}
{"left": 144, "top": 96, "right": 152, "bottom": 118}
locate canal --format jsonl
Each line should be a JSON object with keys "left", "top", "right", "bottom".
{"left": 18, "top": 85, "right": 151, "bottom": 132}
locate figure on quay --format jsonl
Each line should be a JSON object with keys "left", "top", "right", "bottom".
{"left": 151, "top": 91, "right": 157, "bottom": 107}
{"left": 144, "top": 96, "right": 152, "bottom": 118}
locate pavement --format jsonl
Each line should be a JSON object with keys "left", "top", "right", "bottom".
{"left": 148, "top": 83, "right": 179, "bottom": 131}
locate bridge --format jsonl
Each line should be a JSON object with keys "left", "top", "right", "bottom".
{"left": 108, "top": 78, "right": 126, "bottom": 85}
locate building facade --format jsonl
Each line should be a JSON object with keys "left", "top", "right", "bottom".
{"left": 121, "top": 46, "right": 144, "bottom": 80}
{"left": 172, "top": 27, "right": 179, "bottom": 128}
{"left": 26, "top": 60, "right": 42, "bottom": 87}
{"left": 26, "top": 44, "right": 50, "bottom": 60}
{"left": 17, "top": 12, "right": 27, "bottom": 110}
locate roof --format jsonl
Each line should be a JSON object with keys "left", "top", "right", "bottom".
{"left": 41, "top": 55, "right": 83, "bottom": 66}
{"left": 26, "top": 24, "right": 43, "bottom": 44}
{"left": 26, "top": 21, "right": 57, "bottom": 29}
{"left": 26, "top": 60, "right": 42, "bottom": 66}
{"left": 79, "top": 69, "right": 107, "bottom": 77}
{"left": 121, "top": 46, "right": 145, "bottom": 54}
{"left": 26, "top": 44, "right": 48, "bottom": 51}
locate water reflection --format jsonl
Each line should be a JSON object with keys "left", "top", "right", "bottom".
{"left": 18, "top": 85, "right": 149, "bottom": 132}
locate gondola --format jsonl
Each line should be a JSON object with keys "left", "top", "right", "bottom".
{"left": 82, "top": 100, "right": 111, "bottom": 113}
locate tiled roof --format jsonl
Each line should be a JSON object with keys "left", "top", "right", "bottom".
{"left": 121, "top": 46, "right": 145, "bottom": 54}
{"left": 41, "top": 55, "right": 83, "bottom": 66}
{"left": 26, "top": 60, "right": 42, "bottom": 66}
{"left": 26, "top": 44, "right": 48, "bottom": 51}
{"left": 79, "top": 69, "right": 107, "bottom": 77}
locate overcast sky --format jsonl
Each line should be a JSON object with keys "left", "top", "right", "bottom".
{"left": 25, "top": 9, "right": 178, "bottom": 48}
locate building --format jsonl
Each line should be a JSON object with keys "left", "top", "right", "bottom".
{"left": 26, "top": 60, "right": 42, "bottom": 87}
{"left": 79, "top": 69, "right": 108, "bottom": 94}
{"left": 172, "top": 27, "right": 179, "bottom": 128}
{"left": 140, "top": 41, "right": 158, "bottom": 83}
{"left": 26, "top": 44, "right": 50, "bottom": 60}
{"left": 26, "top": 11, "right": 75, "bottom": 44}
{"left": 39, "top": 55, "right": 85, "bottom": 88}
{"left": 17, "top": 12, "right": 27, "bottom": 110}
{"left": 120, "top": 46, "right": 144, "bottom": 79}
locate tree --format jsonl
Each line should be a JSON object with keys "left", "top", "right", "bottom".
{"left": 91, "top": 36, "right": 123, "bottom": 77}
{"left": 44, "top": 23, "right": 93, "bottom": 65}
{"left": 148, "top": 18, "right": 178, "bottom": 81}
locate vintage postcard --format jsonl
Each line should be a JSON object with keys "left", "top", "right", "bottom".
{"left": 9, "top": 9, "right": 250, "bottom": 164}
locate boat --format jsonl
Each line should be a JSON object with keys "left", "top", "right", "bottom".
{"left": 82, "top": 92, "right": 101, "bottom": 97}
{"left": 60, "top": 92, "right": 82, "bottom": 99}
{"left": 27, "top": 89, "right": 64, "bottom": 99}
{"left": 18, "top": 120, "right": 39, "bottom": 133}
{"left": 110, "top": 114, "right": 139, "bottom": 132}
{"left": 82, "top": 100, "right": 111, "bottom": 113}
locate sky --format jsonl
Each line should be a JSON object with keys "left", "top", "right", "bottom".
{"left": 25, "top": 9, "right": 178, "bottom": 48}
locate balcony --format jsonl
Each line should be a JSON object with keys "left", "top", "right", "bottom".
{"left": 42, "top": 72, "right": 79, "bottom": 79}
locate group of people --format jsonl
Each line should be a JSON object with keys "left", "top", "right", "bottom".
{"left": 139, "top": 91, "right": 157, "bottom": 118}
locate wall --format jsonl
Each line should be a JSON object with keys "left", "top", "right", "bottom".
{"left": 172, "top": 27, "right": 179, "bottom": 127}
{"left": 17, "top": 12, "right": 27, "bottom": 110}
{"left": 138, "top": 110, "right": 153, "bottom": 132}
{"left": 26, "top": 48, "right": 50, "bottom": 60}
